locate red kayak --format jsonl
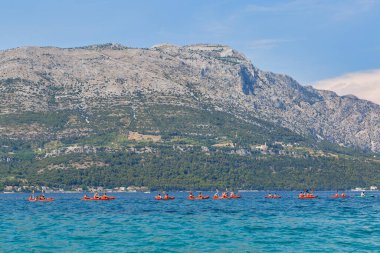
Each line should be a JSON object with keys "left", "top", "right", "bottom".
{"left": 213, "top": 195, "right": 240, "bottom": 200}
{"left": 188, "top": 196, "right": 210, "bottom": 200}
{"left": 265, "top": 195, "right": 281, "bottom": 199}
{"left": 28, "top": 197, "right": 55, "bottom": 202}
{"left": 213, "top": 196, "right": 229, "bottom": 200}
{"left": 331, "top": 195, "right": 349, "bottom": 199}
{"left": 298, "top": 194, "right": 318, "bottom": 199}
{"left": 155, "top": 196, "right": 175, "bottom": 200}
{"left": 81, "top": 196, "right": 116, "bottom": 201}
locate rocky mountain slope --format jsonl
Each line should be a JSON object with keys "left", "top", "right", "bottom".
{"left": 1, "top": 43, "right": 379, "bottom": 152}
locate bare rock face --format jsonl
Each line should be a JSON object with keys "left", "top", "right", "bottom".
{"left": 1, "top": 43, "right": 379, "bottom": 152}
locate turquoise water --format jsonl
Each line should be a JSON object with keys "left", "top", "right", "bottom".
{"left": 1, "top": 191, "right": 379, "bottom": 252}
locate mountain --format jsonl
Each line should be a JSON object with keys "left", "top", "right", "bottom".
{"left": 1, "top": 43, "right": 379, "bottom": 152}
{"left": 0, "top": 43, "right": 379, "bottom": 190}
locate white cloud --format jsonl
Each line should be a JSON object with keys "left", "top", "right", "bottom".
{"left": 313, "top": 69, "right": 380, "bottom": 105}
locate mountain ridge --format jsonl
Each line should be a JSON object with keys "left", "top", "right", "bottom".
{"left": 0, "top": 43, "right": 379, "bottom": 152}
{"left": 1, "top": 43, "right": 380, "bottom": 190}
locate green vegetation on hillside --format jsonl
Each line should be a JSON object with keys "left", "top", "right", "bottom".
{"left": 0, "top": 104, "right": 379, "bottom": 191}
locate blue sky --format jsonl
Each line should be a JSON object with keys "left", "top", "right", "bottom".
{"left": 1, "top": 0, "right": 379, "bottom": 84}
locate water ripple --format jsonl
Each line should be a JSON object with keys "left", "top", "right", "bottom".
{"left": 0, "top": 191, "right": 379, "bottom": 252}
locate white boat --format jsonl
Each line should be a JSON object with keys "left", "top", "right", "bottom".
{"left": 351, "top": 187, "right": 366, "bottom": 192}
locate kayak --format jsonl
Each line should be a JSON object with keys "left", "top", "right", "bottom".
{"left": 213, "top": 196, "right": 229, "bottom": 200}
{"left": 188, "top": 196, "right": 210, "bottom": 200}
{"left": 155, "top": 196, "right": 175, "bottom": 200}
{"left": 213, "top": 195, "right": 241, "bottom": 200}
{"left": 330, "top": 195, "right": 350, "bottom": 199}
{"left": 356, "top": 195, "right": 375, "bottom": 198}
{"left": 298, "top": 195, "right": 318, "bottom": 199}
{"left": 81, "top": 196, "right": 116, "bottom": 201}
{"left": 265, "top": 195, "right": 281, "bottom": 199}
{"left": 28, "top": 197, "right": 55, "bottom": 202}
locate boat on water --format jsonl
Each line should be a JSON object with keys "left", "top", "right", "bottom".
{"left": 154, "top": 193, "right": 175, "bottom": 200}
{"left": 298, "top": 193, "right": 318, "bottom": 199}
{"left": 155, "top": 196, "right": 175, "bottom": 200}
{"left": 265, "top": 195, "right": 281, "bottom": 199}
{"left": 28, "top": 196, "right": 55, "bottom": 202}
{"left": 330, "top": 193, "right": 349, "bottom": 199}
{"left": 212, "top": 192, "right": 241, "bottom": 200}
{"left": 81, "top": 193, "right": 116, "bottom": 201}
{"left": 356, "top": 195, "right": 375, "bottom": 198}
{"left": 81, "top": 196, "right": 116, "bottom": 201}
{"left": 188, "top": 195, "right": 210, "bottom": 200}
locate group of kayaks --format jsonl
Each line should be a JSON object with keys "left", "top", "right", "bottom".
{"left": 153, "top": 192, "right": 241, "bottom": 201}
{"left": 28, "top": 193, "right": 116, "bottom": 202}
{"left": 27, "top": 191, "right": 376, "bottom": 202}
{"left": 263, "top": 191, "right": 375, "bottom": 199}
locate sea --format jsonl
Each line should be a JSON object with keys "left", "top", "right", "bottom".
{"left": 0, "top": 191, "right": 379, "bottom": 252}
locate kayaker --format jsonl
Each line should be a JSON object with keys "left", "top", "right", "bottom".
{"left": 222, "top": 192, "right": 228, "bottom": 198}
{"left": 156, "top": 193, "right": 162, "bottom": 200}
{"left": 40, "top": 190, "right": 45, "bottom": 199}
{"left": 299, "top": 192, "right": 304, "bottom": 198}
{"left": 361, "top": 191, "right": 365, "bottom": 197}
{"left": 341, "top": 193, "right": 346, "bottom": 198}
{"left": 214, "top": 192, "right": 219, "bottom": 198}
{"left": 164, "top": 193, "right": 169, "bottom": 200}
{"left": 230, "top": 192, "right": 234, "bottom": 197}
{"left": 83, "top": 194, "right": 88, "bottom": 199}
{"left": 39, "top": 192, "right": 46, "bottom": 200}
{"left": 94, "top": 192, "right": 99, "bottom": 199}
{"left": 189, "top": 192, "right": 193, "bottom": 198}
{"left": 198, "top": 192, "right": 203, "bottom": 198}
{"left": 335, "top": 192, "right": 339, "bottom": 198}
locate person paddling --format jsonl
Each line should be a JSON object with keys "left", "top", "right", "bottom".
{"left": 164, "top": 193, "right": 169, "bottom": 200}
{"left": 156, "top": 193, "right": 162, "bottom": 200}
{"left": 30, "top": 190, "right": 35, "bottom": 200}
{"left": 39, "top": 191, "right": 46, "bottom": 200}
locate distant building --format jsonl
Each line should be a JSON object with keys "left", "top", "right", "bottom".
{"left": 255, "top": 143, "right": 268, "bottom": 151}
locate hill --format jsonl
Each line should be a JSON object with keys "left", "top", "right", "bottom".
{"left": 0, "top": 43, "right": 380, "bottom": 190}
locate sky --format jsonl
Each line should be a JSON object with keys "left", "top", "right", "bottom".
{"left": 1, "top": 0, "right": 380, "bottom": 88}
